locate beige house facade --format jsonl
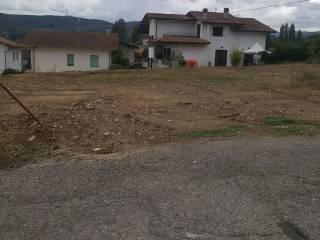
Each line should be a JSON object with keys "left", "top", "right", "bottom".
{"left": 24, "top": 30, "right": 118, "bottom": 73}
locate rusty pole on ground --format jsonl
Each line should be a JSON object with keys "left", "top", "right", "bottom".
{"left": 0, "top": 81, "right": 46, "bottom": 130}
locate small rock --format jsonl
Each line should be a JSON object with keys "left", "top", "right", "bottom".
{"left": 27, "top": 135, "right": 36, "bottom": 142}
{"left": 103, "top": 132, "right": 110, "bottom": 135}
{"left": 29, "top": 122, "right": 37, "bottom": 128}
{"left": 93, "top": 148, "right": 102, "bottom": 152}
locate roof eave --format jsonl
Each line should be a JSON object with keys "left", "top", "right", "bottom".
{"left": 233, "top": 29, "right": 276, "bottom": 33}
{"left": 201, "top": 20, "right": 244, "bottom": 25}
{"left": 152, "top": 40, "right": 210, "bottom": 45}
{"left": 25, "top": 44, "right": 118, "bottom": 51}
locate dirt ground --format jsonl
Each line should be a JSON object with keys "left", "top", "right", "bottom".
{"left": 1, "top": 63, "right": 320, "bottom": 167}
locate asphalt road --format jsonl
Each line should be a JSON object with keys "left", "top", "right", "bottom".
{"left": 1, "top": 137, "right": 319, "bottom": 240}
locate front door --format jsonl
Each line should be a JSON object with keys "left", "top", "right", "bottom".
{"left": 215, "top": 50, "right": 228, "bottom": 67}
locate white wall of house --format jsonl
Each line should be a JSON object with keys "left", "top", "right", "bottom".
{"left": 31, "top": 47, "right": 111, "bottom": 72}
{"left": 0, "top": 44, "right": 7, "bottom": 74}
{"left": 0, "top": 44, "right": 23, "bottom": 73}
{"left": 170, "top": 44, "right": 209, "bottom": 66}
{"left": 202, "top": 24, "right": 266, "bottom": 66}
{"left": 148, "top": 18, "right": 268, "bottom": 67}
{"left": 6, "top": 49, "right": 23, "bottom": 72}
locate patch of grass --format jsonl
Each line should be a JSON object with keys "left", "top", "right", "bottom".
{"left": 264, "top": 116, "right": 320, "bottom": 136}
{"left": 185, "top": 124, "right": 248, "bottom": 138}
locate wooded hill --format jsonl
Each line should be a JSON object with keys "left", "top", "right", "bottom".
{"left": 0, "top": 12, "right": 139, "bottom": 41}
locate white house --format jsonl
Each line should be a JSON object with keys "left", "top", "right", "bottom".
{"left": 0, "top": 36, "right": 28, "bottom": 74}
{"left": 138, "top": 8, "right": 275, "bottom": 68}
{"left": 24, "top": 30, "right": 118, "bottom": 72}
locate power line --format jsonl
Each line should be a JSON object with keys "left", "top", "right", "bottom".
{"left": 231, "top": 0, "right": 310, "bottom": 14}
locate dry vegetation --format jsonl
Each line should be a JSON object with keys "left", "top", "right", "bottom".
{"left": 1, "top": 63, "right": 320, "bottom": 168}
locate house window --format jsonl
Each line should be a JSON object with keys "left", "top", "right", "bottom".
{"left": 197, "top": 24, "right": 201, "bottom": 38}
{"left": 67, "top": 54, "right": 74, "bottom": 66}
{"left": 163, "top": 48, "right": 171, "bottom": 60}
{"left": 90, "top": 55, "right": 99, "bottom": 68}
{"left": 213, "top": 27, "right": 224, "bottom": 37}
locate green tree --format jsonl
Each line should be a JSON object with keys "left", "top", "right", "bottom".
{"left": 297, "top": 30, "right": 303, "bottom": 42}
{"left": 112, "top": 19, "right": 127, "bottom": 42}
{"left": 279, "top": 24, "right": 285, "bottom": 41}
{"left": 266, "top": 33, "right": 271, "bottom": 49}
{"left": 284, "top": 23, "right": 289, "bottom": 41}
{"left": 304, "top": 34, "right": 320, "bottom": 59}
{"left": 289, "top": 23, "right": 296, "bottom": 41}
{"left": 130, "top": 24, "right": 141, "bottom": 43}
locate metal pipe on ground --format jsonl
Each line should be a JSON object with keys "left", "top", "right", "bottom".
{"left": 0, "top": 81, "right": 46, "bottom": 130}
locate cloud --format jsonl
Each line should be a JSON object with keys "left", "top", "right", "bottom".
{"left": 0, "top": 0, "right": 319, "bottom": 31}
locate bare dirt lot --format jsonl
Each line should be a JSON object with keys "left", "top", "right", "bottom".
{"left": 1, "top": 63, "right": 320, "bottom": 167}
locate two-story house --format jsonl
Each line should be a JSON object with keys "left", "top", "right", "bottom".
{"left": 138, "top": 8, "right": 275, "bottom": 68}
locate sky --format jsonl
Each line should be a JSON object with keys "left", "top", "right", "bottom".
{"left": 1, "top": 0, "right": 320, "bottom": 31}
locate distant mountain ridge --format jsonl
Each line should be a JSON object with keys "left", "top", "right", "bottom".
{"left": 0, "top": 12, "right": 140, "bottom": 41}
{"left": 1, "top": 12, "right": 319, "bottom": 42}
{"left": 272, "top": 31, "right": 320, "bottom": 38}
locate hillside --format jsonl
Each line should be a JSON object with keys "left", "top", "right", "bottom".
{"left": 0, "top": 12, "right": 140, "bottom": 41}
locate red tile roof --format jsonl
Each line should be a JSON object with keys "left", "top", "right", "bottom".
{"left": 0, "top": 36, "right": 28, "bottom": 48}
{"left": 140, "top": 11, "right": 275, "bottom": 33}
{"left": 152, "top": 35, "right": 210, "bottom": 44}
{"left": 145, "top": 13, "right": 194, "bottom": 21}
{"left": 24, "top": 30, "right": 118, "bottom": 50}
{"left": 233, "top": 18, "right": 276, "bottom": 33}
{"left": 187, "top": 11, "right": 243, "bottom": 25}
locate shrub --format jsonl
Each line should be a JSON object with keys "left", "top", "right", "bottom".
{"left": 263, "top": 42, "right": 307, "bottom": 64}
{"left": 230, "top": 49, "right": 242, "bottom": 66}
{"left": 306, "top": 51, "right": 320, "bottom": 64}
{"left": 2, "top": 68, "right": 23, "bottom": 75}
{"left": 112, "top": 49, "right": 130, "bottom": 66}
{"left": 129, "top": 63, "right": 145, "bottom": 69}
{"left": 111, "top": 64, "right": 125, "bottom": 70}
{"left": 174, "top": 52, "right": 186, "bottom": 67}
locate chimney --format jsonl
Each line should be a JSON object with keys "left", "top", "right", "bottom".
{"left": 203, "top": 8, "right": 208, "bottom": 19}
{"left": 223, "top": 8, "right": 229, "bottom": 19}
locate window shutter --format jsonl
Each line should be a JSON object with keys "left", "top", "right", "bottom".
{"left": 90, "top": 55, "right": 99, "bottom": 68}
{"left": 67, "top": 54, "right": 74, "bottom": 66}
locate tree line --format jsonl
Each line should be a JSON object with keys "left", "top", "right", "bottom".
{"left": 279, "top": 23, "right": 303, "bottom": 42}
{"left": 111, "top": 18, "right": 140, "bottom": 43}
{"left": 111, "top": 18, "right": 141, "bottom": 66}
{"left": 263, "top": 23, "right": 320, "bottom": 64}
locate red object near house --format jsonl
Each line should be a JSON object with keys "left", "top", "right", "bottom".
{"left": 185, "top": 60, "right": 198, "bottom": 68}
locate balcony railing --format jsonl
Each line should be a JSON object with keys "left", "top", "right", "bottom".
{"left": 163, "top": 32, "right": 197, "bottom": 37}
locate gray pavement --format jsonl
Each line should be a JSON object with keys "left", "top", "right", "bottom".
{"left": 0, "top": 137, "right": 319, "bottom": 240}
